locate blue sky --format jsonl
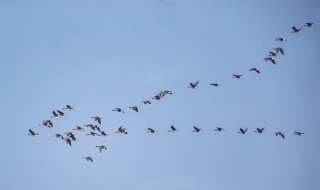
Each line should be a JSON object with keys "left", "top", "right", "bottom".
{"left": 1, "top": 0, "right": 320, "bottom": 189}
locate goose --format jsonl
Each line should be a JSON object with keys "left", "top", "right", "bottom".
{"left": 38, "top": 120, "right": 53, "bottom": 128}
{"left": 84, "top": 124, "right": 100, "bottom": 131}
{"left": 63, "top": 105, "right": 74, "bottom": 111}
{"left": 57, "top": 110, "right": 66, "bottom": 117}
{"left": 232, "top": 74, "right": 243, "bottom": 79}
{"left": 275, "top": 132, "right": 285, "bottom": 139}
{"left": 51, "top": 111, "right": 61, "bottom": 119}
{"left": 214, "top": 127, "right": 225, "bottom": 132}
{"left": 269, "top": 51, "right": 278, "bottom": 57}
{"left": 96, "top": 145, "right": 107, "bottom": 153}
{"left": 63, "top": 137, "right": 72, "bottom": 146}
{"left": 73, "top": 126, "right": 85, "bottom": 131}
{"left": 238, "top": 128, "right": 248, "bottom": 135}
{"left": 192, "top": 126, "right": 202, "bottom": 132}
{"left": 275, "top": 38, "right": 287, "bottom": 41}
{"left": 147, "top": 127, "right": 157, "bottom": 133}
{"left": 273, "top": 47, "right": 284, "bottom": 55}
{"left": 168, "top": 126, "right": 179, "bottom": 133}
{"left": 83, "top": 156, "right": 93, "bottom": 162}
{"left": 254, "top": 127, "right": 265, "bottom": 134}
{"left": 161, "top": 90, "right": 173, "bottom": 97}
{"left": 188, "top": 81, "right": 199, "bottom": 89}
{"left": 129, "top": 106, "right": 139, "bottom": 112}
{"left": 152, "top": 94, "right": 161, "bottom": 100}
{"left": 249, "top": 68, "right": 260, "bottom": 74}
{"left": 304, "top": 22, "right": 315, "bottom": 27}
{"left": 52, "top": 134, "right": 63, "bottom": 138}
{"left": 294, "top": 132, "right": 304, "bottom": 136}
{"left": 115, "top": 126, "right": 128, "bottom": 135}
{"left": 91, "top": 116, "right": 102, "bottom": 125}
{"left": 112, "top": 108, "right": 124, "bottom": 113}
{"left": 141, "top": 100, "right": 152, "bottom": 104}
{"left": 65, "top": 132, "right": 78, "bottom": 141}
{"left": 99, "top": 131, "right": 110, "bottom": 137}
{"left": 264, "top": 57, "right": 276, "bottom": 65}
{"left": 209, "top": 83, "right": 222, "bottom": 87}
{"left": 28, "top": 129, "right": 39, "bottom": 137}
{"left": 290, "top": 26, "right": 302, "bottom": 34}
{"left": 87, "top": 132, "right": 99, "bottom": 136}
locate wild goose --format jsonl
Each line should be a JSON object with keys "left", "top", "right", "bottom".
{"left": 290, "top": 26, "right": 302, "bottom": 34}
{"left": 87, "top": 132, "right": 99, "bottom": 136}
{"left": 52, "top": 134, "right": 63, "bottom": 138}
{"left": 209, "top": 83, "right": 222, "bottom": 87}
{"left": 214, "top": 127, "right": 225, "bottom": 132}
{"left": 273, "top": 47, "right": 284, "bottom": 55}
{"left": 65, "top": 132, "right": 78, "bottom": 141}
{"left": 152, "top": 94, "right": 161, "bottom": 100}
{"left": 51, "top": 111, "right": 61, "bottom": 119}
{"left": 249, "top": 68, "right": 260, "bottom": 74}
{"left": 91, "top": 116, "right": 102, "bottom": 125}
{"left": 275, "top": 38, "right": 287, "bottom": 41}
{"left": 254, "top": 127, "right": 265, "bottom": 134}
{"left": 147, "top": 127, "right": 157, "bottom": 133}
{"left": 161, "top": 90, "right": 173, "bottom": 97}
{"left": 62, "top": 105, "right": 74, "bottom": 111}
{"left": 99, "top": 131, "right": 110, "bottom": 137}
{"left": 28, "top": 129, "right": 39, "bottom": 137}
{"left": 115, "top": 126, "right": 128, "bottom": 135}
{"left": 96, "top": 145, "right": 107, "bottom": 153}
{"left": 274, "top": 132, "right": 285, "bottom": 139}
{"left": 84, "top": 124, "right": 100, "bottom": 132}
{"left": 168, "top": 126, "right": 179, "bottom": 133}
{"left": 188, "top": 81, "right": 199, "bottom": 89}
{"left": 63, "top": 137, "right": 72, "bottom": 146}
{"left": 112, "top": 108, "right": 124, "bottom": 113}
{"left": 304, "top": 22, "right": 315, "bottom": 27}
{"left": 141, "top": 100, "right": 152, "bottom": 104}
{"left": 73, "top": 126, "right": 85, "bottom": 131}
{"left": 38, "top": 120, "right": 53, "bottom": 128}
{"left": 57, "top": 110, "right": 66, "bottom": 117}
{"left": 83, "top": 157, "right": 93, "bottom": 162}
{"left": 294, "top": 132, "right": 304, "bottom": 136}
{"left": 264, "top": 57, "right": 276, "bottom": 65}
{"left": 238, "top": 128, "right": 248, "bottom": 135}
{"left": 269, "top": 51, "right": 278, "bottom": 57}
{"left": 192, "top": 126, "right": 202, "bottom": 132}
{"left": 129, "top": 106, "right": 139, "bottom": 112}
{"left": 232, "top": 74, "right": 243, "bottom": 79}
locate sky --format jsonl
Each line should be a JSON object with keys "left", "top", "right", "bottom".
{"left": 0, "top": 0, "right": 320, "bottom": 189}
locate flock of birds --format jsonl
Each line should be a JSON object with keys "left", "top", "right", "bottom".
{"left": 28, "top": 22, "right": 315, "bottom": 162}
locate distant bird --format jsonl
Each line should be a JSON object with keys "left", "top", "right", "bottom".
{"left": 63, "top": 105, "right": 74, "bottom": 111}
{"left": 264, "top": 57, "right": 276, "bottom": 65}
{"left": 73, "top": 126, "right": 85, "bottom": 131}
{"left": 232, "top": 74, "right": 243, "bottom": 79}
{"left": 99, "top": 131, "right": 110, "bottom": 137}
{"left": 168, "top": 126, "right": 179, "bottom": 133}
{"left": 249, "top": 68, "right": 260, "bottom": 74}
{"left": 63, "top": 137, "right": 72, "bottom": 146}
{"left": 87, "top": 132, "right": 99, "bottom": 136}
{"left": 294, "top": 132, "right": 304, "bottom": 136}
{"left": 269, "top": 51, "right": 278, "bottom": 57}
{"left": 161, "top": 90, "right": 173, "bottom": 97}
{"left": 52, "top": 134, "right": 63, "bottom": 138}
{"left": 214, "top": 127, "right": 225, "bottom": 132}
{"left": 28, "top": 129, "right": 39, "bottom": 137}
{"left": 152, "top": 94, "right": 161, "bottom": 100}
{"left": 192, "top": 126, "right": 202, "bottom": 132}
{"left": 65, "top": 132, "right": 78, "bottom": 141}
{"left": 57, "top": 110, "right": 66, "bottom": 117}
{"left": 112, "top": 108, "right": 124, "bottom": 113}
{"left": 188, "top": 81, "right": 199, "bottom": 89}
{"left": 84, "top": 124, "right": 100, "bottom": 132}
{"left": 254, "top": 127, "right": 265, "bottom": 134}
{"left": 141, "top": 100, "right": 152, "bottom": 105}
{"left": 275, "top": 132, "right": 285, "bottom": 139}
{"left": 51, "top": 111, "right": 61, "bottom": 119}
{"left": 96, "top": 145, "right": 107, "bottom": 153}
{"left": 147, "top": 127, "right": 157, "bottom": 133}
{"left": 38, "top": 120, "right": 53, "bottom": 128}
{"left": 209, "top": 83, "right": 222, "bottom": 87}
{"left": 83, "top": 156, "right": 93, "bottom": 162}
{"left": 115, "top": 126, "right": 128, "bottom": 135}
{"left": 275, "top": 38, "right": 287, "bottom": 42}
{"left": 304, "top": 22, "right": 315, "bottom": 27}
{"left": 290, "top": 26, "right": 302, "bottom": 34}
{"left": 238, "top": 128, "right": 248, "bottom": 135}
{"left": 129, "top": 106, "right": 139, "bottom": 112}
{"left": 91, "top": 116, "right": 102, "bottom": 125}
{"left": 273, "top": 47, "right": 284, "bottom": 55}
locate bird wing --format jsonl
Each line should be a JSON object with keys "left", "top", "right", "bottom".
{"left": 29, "top": 129, "right": 35, "bottom": 135}
{"left": 171, "top": 126, "right": 176, "bottom": 130}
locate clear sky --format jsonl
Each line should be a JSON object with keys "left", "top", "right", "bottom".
{"left": 1, "top": 0, "right": 320, "bottom": 189}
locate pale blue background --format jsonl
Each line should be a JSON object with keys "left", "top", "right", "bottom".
{"left": 1, "top": 0, "right": 320, "bottom": 189}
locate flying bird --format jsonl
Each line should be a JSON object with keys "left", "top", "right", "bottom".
{"left": 192, "top": 126, "right": 202, "bottom": 133}
{"left": 294, "top": 132, "right": 304, "bottom": 136}
{"left": 232, "top": 74, "right": 243, "bottom": 79}
{"left": 83, "top": 156, "right": 93, "bottom": 162}
{"left": 115, "top": 126, "right": 128, "bottom": 135}
{"left": 51, "top": 111, "right": 61, "bottom": 119}
{"left": 269, "top": 51, "right": 278, "bottom": 57}
{"left": 91, "top": 116, "right": 102, "bottom": 125}
{"left": 147, "top": 127, "right": 157, "bottom": 133}
{"left": 238, "top": 128, "right": 248, "bottom": 135}
{"left": 249, "top": 68, "right": 260, "bottom": 74}
{"left": 112, "top": 108, "right": 124, "bottom": 113}
{"left": 57, "top": 110, "right": 66, "bottom": 117}
{"left": 62, "top": 137, "right": 72, "bottom": 146}
{"left": 304, "top": 22, "right": 315, "bottom": 27}
{"left": 168, "top": 126, "right": 179, "bottom": 133}
{"left": 290, "top": 26, "right": 302, "bottom": 34}
{"left": 52, "top": 134, "right": 63, "bottom": 138}
{"left": 63, "top": 105, "right": 74, "bottom": 111}
{"left": 264, "top": 57, "right": 276, "bottom": 65}
{"left": 188, "top": 81, "right": 199, "bottom": 89}
{"left": 38, "top": 120, "right": 53, "bottom": 128}
{"left": 209, "top": 83, "right": 222, "bottom": 87}
{"left": 84, "top": 124, "right": 100, "bottom": 132}
{"left": 87, "top": 132, "right": 99, "bottom": 136}
{"left": 96, "top": 145, "right": 107, "bottom": 153}
{"left": 214, "top": 127, "right": 225, "bottom": 132}
{"left": 275, "top": 132, "right": 285, "bottom": 139}
{"left": 28, "top": 129, "right": 39, "bottom": 137}
{"left": 129, "top": 106, "right": 139, "bottom": 112}
{"left": 273, "top": 47, "right": 284, "bottom": 55}
{"left": 73, "top": 126, "right": 85, "bottom": 131}
{"left": 254, "top": 127, "right": 265, "bottom": 134}
{"left": 141, "top": 100, "right": 152, "bottom": 105}
{"left": 99, "top": 131, "right": 110, "bottom": 137}
{"left": 275, "top": 38, "right": 287, "bottom": 41}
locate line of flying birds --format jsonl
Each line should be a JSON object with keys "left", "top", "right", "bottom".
{"left": 28, "top": 22, "right": 315, "bottom": 162}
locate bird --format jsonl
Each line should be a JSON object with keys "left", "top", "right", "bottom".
{"left": 275, "top": 132, "right": 285, "bottom": 139}
{"left": 52, "top": 134, "right": 63, "bottom": 138}
{"left": 238, "top": 128, "right": 248, "bottom": 135}
{"left": 264, "top": 57, "right": 276, "bottom": 65}
{"left": 304, "top": 22, "right": 315, "bottom": 27}
{"left": 192, "top": 126, "right": 202, "bottom": 132}
{"left": 141, "top": 100, "right": 152, "bottom": 104}
{"left": 275, "top": 38, "right": 287, "bottom": 41}
{"left": 73, "top": 126, "right": 85, "bottom": 131}
{"left": 115, "top": 126, "right": 128, "bottom": 135}
{"left": 96, "top": 145, "right": 107, "bottom": 153}
{"left": 86, "top": 132, "right": 99, "bottom": 136}
{"left": 38, "top": 120, "right": 53, "bottom": 128}
{"left": 112, "top": 108, "right": 124, "bottom": 113}
{"left": 84, "top": 124, "right": 100, "bottom": 131}
{"left": 214, "top": 127, "right": 225, "bottom": 132}
{"left": 62, "top": 137, "right": 72, "bottom": 146}
{"left": 91, "top": 116, "right": 102, "bottom": 125}
{"left": 249, "top": 68, "right": 260, "bottom": 74}
{"left": 63, "top": 105, "right": 74, "bottom": 111}
{"left": 65, "top": 132, "right": 78, "bottom": 141}
{"left": 254, "top": 127, "right": 265, "bottom": 134}
{"left": 129, "top": 106, "right": 139, "bottom": 112}
{"left": 147, "top": 127, "right": 157, "bottom": 133}
{"left": 168, "top": 126, "right": 179, "bottom": 133}
{"left": 273, "top": 47, "right": 284, "bottom": 55}
{"left": 188, "top": 81, "right": 199, "bottom": 89}
{"left": 99, "top": 131, "right": 110, "bottom": 137}
{"left": 57, "top": 110, "right": 66, "bottom": 117}
{"left": 209, "top": 83, "right": 222, "bottom": 87}
{"left": 28, "top": 129, "right": 39, "bottom": 137}
{"left": 232, "top": 74, "right": 243, "bottom": 79}
{"left": 160, "top": 90, "right": 173, "bottom": 97}
{"left": 269, "top": 51, "right": 278, "bottom": 57}
{"left": 152, "top": 94, "right": 161, "bottom": 100}
{"left": 290, "top": 26, "right": 302, "bottom": 34}
{"left": 294, "top": 132, "right": 304, "bottom": 136}
{"left": 51, "top": 111, "right": 61, "bottom": 119}
{"left": 83, "top": 156, "right": 93, "bottom": 162}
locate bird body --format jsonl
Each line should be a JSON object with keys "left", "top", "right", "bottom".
{"left": 28, "top": 129, "right": 39, "bottom": 137}
{"left": 192, "top": 126, "right": 202, "bottom": 132}
{"left": 83, "top": 156, "right": 93, "bottom": 162}
{"left": 96, "top": 145, "right": 107, "bottom": 153}
{"left": 168, "top": 126, "right": 179, "bottom": 133}
{"left": 63, "top": 105, "right": 74, "bottom": 111}
{"left": 290, "top": 26, "right": 302, "bottom": 34}
{"left": 275, "top": 132, "right": 285, "bottom": 139}
{"left": 294, "top": 132, "right": 304, "bottom": 136}
{"left": 188, "top": 81, "right": 199, "bottom": 89}
{"left": 147, "top": 128, "right": 157, "bottom": 133}
{"left": 249, "top": 68, "right": 260, "bottom": 74}
{"left": 238, "top": 128, "right": 248, "bottom": 135}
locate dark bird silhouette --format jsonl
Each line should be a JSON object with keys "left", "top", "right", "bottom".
{"left": 52, "top": 134, "right": 63, "bottom": 138}
{"left": 91, "top": 116, "right": 102, "bottom": 125}
{"left": 273, "top": 47, "right": 284, "bottom": 55}
{"left": 214, "top": 127, "right": 225, "bottom": 132}
{"left": 84, "top": 124, "right": 100, "bottom": 131}
{"left": 141, "top": 100, "right": 152, "bottom": 104}
{"left": 269, "top": 51, "right": 278, "bottom": 57}
{"left": 57, "top": 110, "right": 66, "bottom": 117}
{"left": 209, "top": 83, "right": 222, "bottom": 87}
{"left": 188, "top": 81, "right": 199, "bottom": 89}
{"left": 99, "top": 131, "right": 110, "bottom": 137}
{"left": 254, "top": 127, "right": 265, "bottom": 134}
{"left": 51, "top": 111, "right": 61, "bottom": 119}
{"left": 129, "top": 106, "right": 139, "bottom": 112}
{"left": 112, "top": 108, "right": 124, "bottom": 113}
{"left": 294, "top": 132, "right": 304, "bottom": 136}
{"left": 264, "top": 57, "right": 276, "bottom": 65}
{"left": 39, "top": 120, "right": 53, "bottom": 128}
{"left": 63, "top": 105, "right": 74, "bottom": 111}
{"left": 168, "top": 125, "right": 179, "bottom": 133}
{"left": 96, "top": 145, "right": 107, "bottom": 153}
{"left": 73, "top": 126, "right": 85, "bottom": 131}
{"left": 147, "top": 127, "right": 157, "bottom": 133}
{"left": 83, "top": 156, "right": 93, "bottom": 162}
{"left": 86, "top": 132, "right": 99, "bottom": 136}
{"left": 249, "top": 68, "right": 260, "bottom": 74}
{"left": 304, "top": 22, "right": 315, "bottom": 27}
{"left": 238, "top": 128, "right": 248, "bottom": 135}
{"left": 290, "top": 26, "right": 302, "bottom": 34}
{"left": 275, "top": 132, "right": 285, "bottom": 139}
{"left": 232, "top": 74, "right": 243, "bottom": 79}
{"left": 275, "top": 38, "right": 287, "bottom": 41}
{"left": 28, "top": 129, "right": 39, "bottom": 137}
{"left": 63, "top": 137, "right": 72, "bottom": 146}
{"left": 115, "top": 126, "right": 128, "bottom": 135}
{"left": 192, "top": 126, "right": 202, "bottom": 133}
